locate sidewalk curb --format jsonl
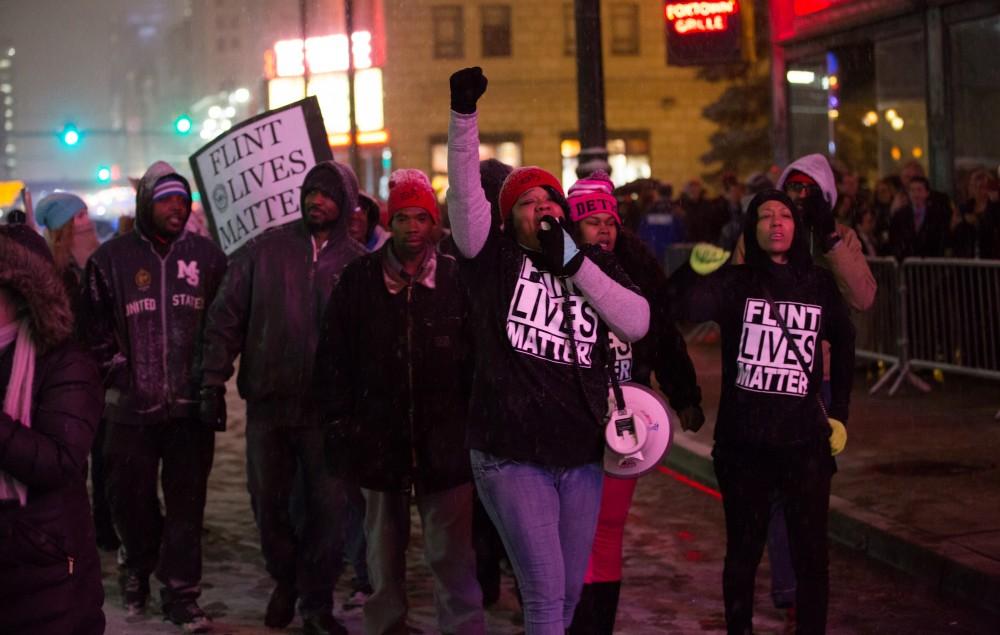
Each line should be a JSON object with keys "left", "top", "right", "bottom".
{"left": 664, "top": 432, "right": 1000, "bottom": 616}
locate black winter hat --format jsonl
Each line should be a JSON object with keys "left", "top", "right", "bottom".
{"left": 742, "top": 189, "right": 812, "bottom": 270}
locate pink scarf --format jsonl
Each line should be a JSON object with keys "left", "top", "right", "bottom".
{"left": 0, "top": 320, "right": 34, "bottom": 506}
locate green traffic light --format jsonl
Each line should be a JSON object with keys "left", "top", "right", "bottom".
{"left": 61, "top": 124, "right": 80, "bottom": 146}
{"left": 96, "top": 166, "right": 112, "bottom": 183}
{"left": 174, "top": 115, "right": 193, "bottom": 135}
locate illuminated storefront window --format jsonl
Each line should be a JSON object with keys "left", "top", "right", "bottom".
{"left": 560, "top": 134, "right": 651, "bottom": 189}
{"left": 429, "top": 135, "right": 523, "bottom": 200}
{"left": 266, "top": 33, "right": 387, "bottom": 149}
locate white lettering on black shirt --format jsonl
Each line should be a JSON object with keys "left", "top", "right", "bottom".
{"left": 505, "top": 257, "right": 599, "bottom": 367}
{"left": 736, "top": 298, "right": 821, "bottom": 396}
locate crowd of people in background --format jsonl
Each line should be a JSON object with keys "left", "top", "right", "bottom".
{"left": 6, "top": 62, "right": 998, "bottom": 635}
{"left": 617, "top": 159, "right": 1000, "bottom": 263}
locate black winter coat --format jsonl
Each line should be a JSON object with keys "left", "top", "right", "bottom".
{"left": 609, "top": 230, "right": 701, "bottom": 411}
{"left": 315, "top": 247, "right": 472, "bottom": 494}
{"left": 201, "top": 161, "right": 367, "bottom": 425}
{"left": 0, "top": 344, "right": 105, "bottom": 635}
{"left": 79, "top": 165, "right": 227, "bottom": 423}
{"left": 888, "top": 202, "right": 952, "bottom": 260}
{"left": 0, "top": 229, "right": 104, "bottom": 635}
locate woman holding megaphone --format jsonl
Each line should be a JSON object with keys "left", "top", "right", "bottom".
{"left": 446, "top": 67, "right": 650, "bottom": 635}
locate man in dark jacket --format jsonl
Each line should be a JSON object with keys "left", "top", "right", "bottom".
{"left": 0, "top": 225, "right": 105, "bottom": 635}
{"left": 316, "top": 168, "right": 484, "bottom": 635}
{"left": 200, "top": 159, "right": 366, "bottom": 635}
{"left": 79, "top": 161, "right": 227, "bottom": 632}
{"left": 888, "top": 175, "right": 953, "bottom": 259}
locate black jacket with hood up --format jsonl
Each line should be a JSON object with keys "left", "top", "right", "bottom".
{"left": 672, "top": 191, "right": 855, "bottom": 449}
{"left": 201, "top": 160, "right": 367, "bottom": 425}
{"left": 80, "top": 162, "right": 227, "bottom": 424}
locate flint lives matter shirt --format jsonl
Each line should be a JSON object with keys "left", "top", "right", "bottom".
{"left": 460, "top": 232, "right": 637, "bottom": 467}
{"left": 676, "top": 262, "right": 854, "bottom": 448}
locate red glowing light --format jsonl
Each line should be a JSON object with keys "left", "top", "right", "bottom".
{"left": 664, "top": 1, "right": 738, "bottom": 35}
{"left": 793, "top": 0, "right": 833, "bottom": 16}
{"left": 656, "top": 465, "right": 723, "bottom": 500}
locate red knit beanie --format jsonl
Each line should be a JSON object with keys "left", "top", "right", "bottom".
{"left": 498, "top": 167, "right": 563, "bottom": 221}
{"left": 387, "top": 169, "right": 439, "bottom": 224}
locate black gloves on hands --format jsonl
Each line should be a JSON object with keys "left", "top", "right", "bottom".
{"left": 537, "top": 215, "right": 585, "bottom": 277}
{"left": 678, "top": 405, "right": 706, "bottom": 433}
{"left": 450, "top": 67, "right": 488, "bottom": 114}
{"left": 801, "top": 192, "right": 838, "bottom": 252}
{"left": 199, "top": 386, "right": 227, "bottom": 432}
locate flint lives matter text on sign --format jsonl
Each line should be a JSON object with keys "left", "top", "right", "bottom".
{"left": 189, "top": 97, "right": 332, "bottom": 255}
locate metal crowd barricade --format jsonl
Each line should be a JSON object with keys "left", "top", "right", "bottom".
{"left": 862, "top": 257, "right": 932, "bottom": 397}
{"left": 900, "top": 258, "right": 1000, "bottom": 418}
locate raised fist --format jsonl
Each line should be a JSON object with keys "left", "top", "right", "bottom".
{"left": 450, "top": 67, "right": 488, "bottom": 114}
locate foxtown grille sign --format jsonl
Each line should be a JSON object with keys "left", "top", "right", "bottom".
{"left": 663, "top": 1, "right": 743, "bottom": 66}
{"left": 665, "top": 1, "right": 739, "bottom": 34}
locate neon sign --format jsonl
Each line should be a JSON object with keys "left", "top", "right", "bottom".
{"left": 665, "top": 1, "right": 738, "bottom": 35}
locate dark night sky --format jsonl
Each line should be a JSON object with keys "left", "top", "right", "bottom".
{"left": 1, "top": 0, "right": 181, "bottom": 183}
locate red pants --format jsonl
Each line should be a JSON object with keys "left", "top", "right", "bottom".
{"left": 583, "top": 475, "right": 638, "bottom": 583}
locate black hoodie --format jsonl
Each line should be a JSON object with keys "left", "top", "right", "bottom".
{"left": 80, "top": 162, "right": 227, "bottom": 423}
{"left": 672, "top": 190, "right": 855, "bottom": 448}
{"left": 201, "top": 160, "right": 367, "bottom": 424}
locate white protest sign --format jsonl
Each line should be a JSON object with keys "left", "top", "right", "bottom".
{"left": 189, "top": 97, "right": 332, "bottom": 255}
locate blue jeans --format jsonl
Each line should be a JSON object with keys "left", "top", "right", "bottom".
{"left": 470, "top": 449, "right": 603, "bottom": 635}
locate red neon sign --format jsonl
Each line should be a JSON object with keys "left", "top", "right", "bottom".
{"left": 665, "top": 1, "right": 738, "bottom": 35}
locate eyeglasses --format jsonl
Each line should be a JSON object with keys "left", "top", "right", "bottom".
{"left": 784, "top": 182, "right": 822, "bottom": 196}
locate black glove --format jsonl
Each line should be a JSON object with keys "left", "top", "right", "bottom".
{"left": 449, "top": 67, "right": 488, "bottom": 114}
{"left": 537, "top": 215, "right": 585, "bottom": 276}
{"left": 678, "top": 405, "right": 706, "bottom": 433}
{"left": 802, "top": 193, "right": 837, "bottom": 252}
{"left": 199, "top": 386, "right": 227, "bottom": 432}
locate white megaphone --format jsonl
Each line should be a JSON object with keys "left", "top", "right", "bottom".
{"left": 603, "top": 383, "right": 674, "bottom": 478}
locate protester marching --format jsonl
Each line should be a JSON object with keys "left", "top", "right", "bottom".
{"left": 3, "top": 59, "right": 1000, "bottom": 635}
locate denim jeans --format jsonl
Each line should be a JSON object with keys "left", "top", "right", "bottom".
{"left": 470, "top": 449, "right": 603, "bottom": 635}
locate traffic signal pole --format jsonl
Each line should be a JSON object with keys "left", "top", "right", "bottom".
{"left": 574, "top": 0, "right": 609, "bottom": 178}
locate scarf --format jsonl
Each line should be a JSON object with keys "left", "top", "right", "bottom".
{"left": 381, "top": 244, "right": 436, "bottom": 295}
{"left": 0, "top": 320, "right": 35, "bottom": 506}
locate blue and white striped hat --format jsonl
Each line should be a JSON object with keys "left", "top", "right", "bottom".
{"left": 152, "top": 176, "right": 189, "bottom": 202}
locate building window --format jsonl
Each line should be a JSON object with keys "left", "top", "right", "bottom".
{"left": 432, "top": 6, "right": 464, "bottom": 59}
{"left": 563, "top": 3, "right": 576, "bottom": 56}
{"left": 609, "top": 3, "right": 639, "bottom": 56}
{"left": 216, "top": 38, "right": 227, "bottom": 53}
{"left": 482, "top": 5, "right": 512, "bottom": 58}
{"left": 950, "top": 14, "right": 1000, "bottom": 183}
{"left": 560, "top": 133, "right": 651, "bottom": 189}
{"left": 430, "top": 134, "right": 522, "bottom": 199}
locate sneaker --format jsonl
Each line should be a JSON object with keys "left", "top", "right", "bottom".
{"left": 343, "top": 584, "right": 372, "bottom": 611}
{"left": 163, "top": 599, "right": 212, "bottom": 633}
{"left": 118, "top": 570, "right": 150, "bottom": 616}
